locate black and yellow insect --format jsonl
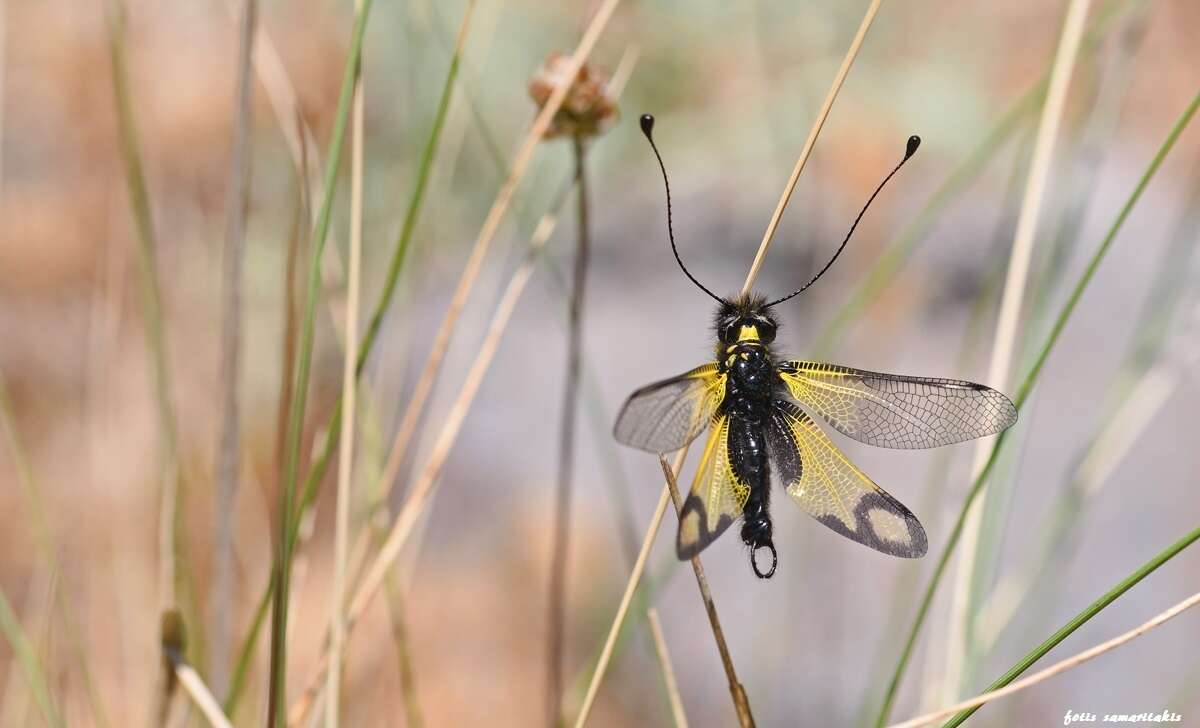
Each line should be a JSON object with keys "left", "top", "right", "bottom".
{"left": 614, "top": 115, "right": 1018, "bottom": 578}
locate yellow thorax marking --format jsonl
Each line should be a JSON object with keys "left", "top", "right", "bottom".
{"left": 724, "top": 324, "right": 761, "bottom": 355}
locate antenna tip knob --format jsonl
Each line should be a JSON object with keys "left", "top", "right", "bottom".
{"left": 905, "top": 135, "right": 921, "bottom": 159}
{"left": 640, "top": 113, "right": 656, "bottom": 139}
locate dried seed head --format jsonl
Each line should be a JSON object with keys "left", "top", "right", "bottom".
{"left": 528, "top": 51, "right": 618, "bottom": 140}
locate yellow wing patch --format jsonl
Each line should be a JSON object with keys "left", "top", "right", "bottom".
{"left": 676, "top": 416, "right": 750, "bottom": 559}
{"left": 614, "top": 363, "right": 727, "bottom": 454}
{"left": 770, "top": 401, "right": 926, "bottom": 558}
{"left": 778, "top": 361, "right": 1017, "bottom": 450}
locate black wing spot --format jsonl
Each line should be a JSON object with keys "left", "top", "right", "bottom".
{"left": 816, "top": 491, "right": 927, "bottom": 558}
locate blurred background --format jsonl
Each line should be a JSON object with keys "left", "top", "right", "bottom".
{"left": 1, "top": 0, "right": 1199, "bottom": 726}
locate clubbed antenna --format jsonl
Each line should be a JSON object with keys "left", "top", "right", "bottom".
{"left": 766, "top": 135, "right": 921, "bottom": 308}
{"left": 640, "top": 114, "right": 727, "bottom": 305}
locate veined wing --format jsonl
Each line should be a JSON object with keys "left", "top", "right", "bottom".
{"left": 614, "top": 363, "right": 727, "bottom": 453}
{"left": 677, "top": 416, "right": 749, "bottom": 559}
{"left": 777, "top": 360, "right": 1017, "bottom": 450}
{"left": 767, "top": 401, "right": 926, "bottom": 558}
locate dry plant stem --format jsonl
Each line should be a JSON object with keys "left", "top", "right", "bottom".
{"left": 742, "top": 0, "right": 883, "bottom": 287}
{"left": 287, "top": 235, "right": 555, "bottom": 727}
{"left": 576, "top": 2, "right": 882, "bottom": 720}
{"left": 212, "top": 0, "right": 256, "bottom": 696}
{"left": 944, "top": 0, "right": 1093, "bottom": 700}
{"left": 572, "top": 482, "right": 675, "bottom": 728}
{"left": 382, "top": 574, "right": 424, "bottom": 728}
{"left": 659, "top": 458, "right": 756, "bottom": 728}
{"left": 326, "top": 18, "right": 365, "bottom": 726}
{"left": 376, "top": 0, "right": 622, "bottom": 493}
{"left": 889, "top": 591, "right": 1200, "bottom": 728}
{"left": 546, "top": 135, "right": 590, "bottom": 727}
{"left": 174, "top": 663, "right": 236, "bottom": 728}
{"left": 646, "top": 608, "right": 688, "bottom": 728}
{"left": 106, "top": 0, "right": 185, "bottom": 612}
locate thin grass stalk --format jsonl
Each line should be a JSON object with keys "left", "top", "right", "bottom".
{"left": 175, "top": 663, "right": 236, "bottom": 728}
{"left": 268, "top": 1, "right": 375, "bottom": 724}
{"left": 0, "top": 588, "right": 63, "bottom": 728}
{"left": 960, "top": 11, "right": 1150, "bottom": 674}
{"left": 972, "top": 161, "right": 1200, "bottom": 655}
{"left": 744, "top": 0, "right": 883, "bottom": 286}
{"left": 374, "top": 0, "right": 621, "bottom": 496}
{"left": 659, "top": 458, "right": 756, "bottom": 728}
{"left": 888, "top": 590, "right": 1200, "bottom": 728}
{"left": 854, "top": 129, "right": 1035, "bottom": 726}
{"left": 221, "top": 157, "right": 305, "bottom": 718}
{"left": 291, "top": 176, "right": 581, "bottom": 727}
{"left": 941, "top": 524, "right": 1200, "bottom": 727}
{"left": 646, "top": 608, "right": 688, "bottom": 728}
{"left": 574, "top": 3, "right": 886, "bottom": 721}
{"left": 326, "top": 12, "right": 366, "bottom": 724}
{"left": 106, "top": 0, "right": 188, "bottom": 616}
{"left": 212, "top": 0, "right": 257, "bottom": 696}
{"left": 871, "top": 87, "right": 1200, "bottom": 728}
{"left": 0, "top": 381, "right": 112, "bottom": 727}
{"left": 382, "top": 574, "right": 423, "bottom": 728}
{"left": 944, "top": 0, "right": 1094, "bottom": 702}
{"left": 226, "top": 11, "right": 475, "bottom": 706}
{"left": 810, "top": 0, "right": 1136, "bottom": 357}
{"left": 546, "top": 134, "right": 592, "bottom": 727}
{"left": 288, "top": 229, "right": 554, "bottom": 727}
{"left": 571, "top": 484, "right": 675, "bottom": 728}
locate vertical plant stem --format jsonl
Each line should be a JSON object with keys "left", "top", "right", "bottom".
{"left": 0, "top": 588, "right": 63, "bottom": 728}
{"left": 943, "top": 0, "right": 1093, "bottom": 701}
{"left": 743, "top": 0, "right": 884, "bottom": 286}
{"left": 267, "top": 1, "right": 375, "bottom": 724}
{"left": 659, "top": 458, "right": 756, "bottom": 728}
{"left": 546, "top": 135, "right": 590, "bottom": 727}
{"left": 107, "top": 0, "right": 185, "bottom": 607}
{"left": 375, "top": 0, "right": 619, "bottom": 494}
{"left": 646, "top": 608, "right": 688, "bottom": 728}
{"left": 326, "top": 8, "right": 365, "bottom": 725}
{"left": 871, "top": 87, "right": 1200, "bottom": 728}
{"left": 576, "top": 3, "right": 884, "bottom": 720}
{"left": 382, "top": 575, "right": 424, "bottom": 728}
{"left": 212, "top": 0, "right": 257, "bottom": 696}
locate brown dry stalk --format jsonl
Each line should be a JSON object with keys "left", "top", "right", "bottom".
{"left": 646, "top": 608, "right": 688, "bottom": 728}
{"left": 286, "top": 213, "right": 561, "bottom": 727}
{"left": 572, "top": 2, "right": 887, "bottom": 724}
{"left": 374, "top": 0, "right": 622, "bottom": 503}
{"left": 326, "top": 8, "right": 366, "bottom": 724}
{"left": 889, "top": 590, "right": 1200, "bottom": 728}
{"left": 660, "top": 458, "right": 754, "bottom": 727}
{"left": 742, "top": 0, "right": 884, "bottom": 289}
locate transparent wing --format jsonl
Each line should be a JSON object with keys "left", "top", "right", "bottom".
{"left": 614, "top": 363, "right": 727, "bottom": 453}
{"left": 767, "top": 401, "right": 927, "bottom": 558}
{"left": 676, "top": 416, "right": 750, "bottom": 559}
{"left": 777, "top": 360, "right": 1017, "bottom": 450}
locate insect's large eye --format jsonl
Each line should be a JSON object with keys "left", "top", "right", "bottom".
{"left": 721, "top": 319, "right": 741, "bottom": 342}
{"left": 757, "top": 320, "right": 777, "bottom": 343}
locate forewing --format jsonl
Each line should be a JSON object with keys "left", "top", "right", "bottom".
{"left": 778, "top": 360, "right": 1017, "bottom": 449}
{"left": 677, "top": 416, "right": 750, "bottom": 559}
{"left": 614, "top": 363, "right": 727, "bottom": 453}
{"left": 769, "top": 401, "right": 927, "bottom": 558}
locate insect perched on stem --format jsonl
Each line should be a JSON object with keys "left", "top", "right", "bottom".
{"left": 614, "top": 114, "right": 1018, "bottom": 579}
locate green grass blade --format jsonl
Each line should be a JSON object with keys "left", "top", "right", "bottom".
{"left": 872, "top": 87, "right": 1200, "bottom": 728}
{"left": 267, "top": 0, "right": 375, "bottom": 724}
{"left": 942, "top": 523, "right": 1200, "bottom": 727}
{"left": 811, "top": 0, "right": 1135, "bottom": 358}
{"left": 0, "top": 589, "right": 64, "bottom": 728}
